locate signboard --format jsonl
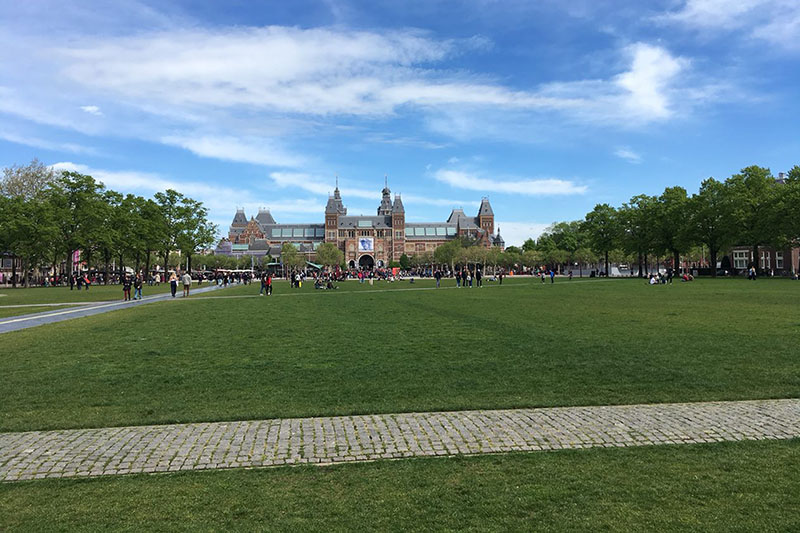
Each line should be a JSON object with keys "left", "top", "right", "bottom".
{"left": 357, "top": 237, "right": 374, "bottom": 252}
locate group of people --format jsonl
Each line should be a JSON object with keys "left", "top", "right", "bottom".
{"left": 120, "top": 271, "right": 192, "bottom": 300}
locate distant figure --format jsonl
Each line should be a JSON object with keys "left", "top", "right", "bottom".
{"left": 133, "top": 275, "right": 143, "bottom": 300}
{"left": 568, "top": 270, "right": 573, "bottom": 281}
{"left": 748, "top": 266, "right": 757, "bottom": 280}
{"left": 122, "top": 275, "right": 132, "bottom": 301}
{"left": 181, "top": 272, "right": 192, "bottom": 296}
{"left": 476, "top": 269, "right": 482, "bottom": 288}
{"left": 550, "top": 270, "right": 555, "bottom": 284}
{"left": 169, "top": 272, "right": 178, "bottom": 297}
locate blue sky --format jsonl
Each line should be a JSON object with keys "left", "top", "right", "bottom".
{"left": 1, "top": 0, "right": 799, "bottom": 246}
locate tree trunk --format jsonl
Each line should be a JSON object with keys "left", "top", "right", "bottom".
{"left": 604, "top": 251, "right": 609, "bottom": 277}
{"left": 753, "top": 244, "right": 760, "bottom": 275}
{"left": 103, "top": 251, "right": 110, "bottom": 285}
{"left": 163, "top": 250, "right": 169, "bottom": 278}
{"left": 710, "top": 249, "right": 718, "bottom": 278}
{"left": 145, "top": 250, "right": 151, "bottom": 283}
{"left": 644, "top": 254, "right": 649, "bottom": 276}
{"left": 11, "top": 254, "right": 17, "bottom": 288}
{"left": 673, "top": 250, "right": 680, "bottom": 275}
{"left": 637, "top": 253, "right": 643, "bottom": 277}
{"left": 188, "top": 253, "right": 193, "bottom": 274}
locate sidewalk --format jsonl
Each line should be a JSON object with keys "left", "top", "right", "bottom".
{"left": 0, "top": 283, "right": 229, "bottom": 334}
{"left": 2, "top": 398, "right": 797, "bottom": 482}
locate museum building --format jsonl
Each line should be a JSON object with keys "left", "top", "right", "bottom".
{"left": 215, "top": 183, "right": 504, "bottom": 268}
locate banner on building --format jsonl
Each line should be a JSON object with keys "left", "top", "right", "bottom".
{"left": 357, "top": 237, "right": 374, "bottom": 252}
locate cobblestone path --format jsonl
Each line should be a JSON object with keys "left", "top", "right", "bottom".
{"left": 2, "top": 399, "right": 798, "bottom": 482}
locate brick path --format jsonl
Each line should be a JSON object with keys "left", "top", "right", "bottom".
{"left": 2, "top": 399, "right": 798, "bottom": 482}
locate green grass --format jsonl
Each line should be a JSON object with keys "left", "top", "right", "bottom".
{"left": 0, "top": 282, "right": 176, "bottom": 305}
{"left": 2, "top": 438, "right": 798, "bottom": 532}
{"left": 2, "top": 277, "right": 799, "bottom": 432}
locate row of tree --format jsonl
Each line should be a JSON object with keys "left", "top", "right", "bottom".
{"left": 0, "top": 159, "right": 217, "bottom": 287}
{"left": 526, "top": 165, "right": 800, "bottom": 277}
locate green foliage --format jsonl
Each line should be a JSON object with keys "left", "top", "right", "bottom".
{"left": 399, "top": 253, "right": 411, "bottom": 269}
{"left": 315, "top": 242, "right": 344, "bottom": 267}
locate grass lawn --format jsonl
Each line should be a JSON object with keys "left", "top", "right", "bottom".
{"left": 0, "top": 282, "right": 176, "bottom": 305}
{"left": 1, "top": 438, "right": 798, "bottom": 532}
{"left": 2, "top": 277, "right": 799, "bottom": 432}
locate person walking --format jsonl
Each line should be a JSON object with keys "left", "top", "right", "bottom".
{"left": 267, "top": 273, "right": 273, "bottom": 295}
{"left": 499, "top": 270, "right": 504, "bottom": 285}
{"left": 260, "top": 272, "right": 267, "bottom": 295}
{"left": 133, "top": 274, "right": 143, "bottom": 300}
{"left": 122, "top": 275, "right": 132, "bottom": 301}
{"left": 476, "top": 268, "right": 482, "bottom": 288}
{"left": 169, "top": 272, "right": 178, "bottom": 297}
{"left": 456, "top": 270, "right": 461, "bottom": 288}
{"left": 435, "top": 269, "right": 442, "bottom": 288}
{"left": 550, "top": 269, "right": 555, "bottom": 284}
{"left": 181, "top": 271, "right": 192, "bottom": 296}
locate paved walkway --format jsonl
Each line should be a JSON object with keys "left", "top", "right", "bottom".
{"left": 0, "top": 283, "right": 229, "bottom": 335}
{"left": 2, "top": 399, "right": 798, "bottom": 482}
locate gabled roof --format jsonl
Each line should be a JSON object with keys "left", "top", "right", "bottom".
{"left": 231, "top": 209, "right": 247, "bottom": 226}
{"left": 255, "top": 209, "right": 276, "bottom": 225}
{"left": 392, "top": 194, "right": 404, "bottom": 213}
{"left": 478, "top": 197, "right": 494, "bottom": 216}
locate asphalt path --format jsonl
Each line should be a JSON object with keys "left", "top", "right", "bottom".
{"left": 0, "top": 283, "right": 230, "bottom": 335}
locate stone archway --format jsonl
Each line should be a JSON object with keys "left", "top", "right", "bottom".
{"left": 348, "top": 260, "right": 356, "bottom": 269}
{"left": 358, "top": 254, "right": 375, "bottom": 270}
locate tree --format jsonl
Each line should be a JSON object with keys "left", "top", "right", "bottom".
{"left": 433, "top": 240, "right": 462, "bottom": 271}
{"left": 654, "top": 186, "right": 691, "bottom": 273}
{"left": 725, "top": 166, "right": 780, "bottom": 273}
{"left": 47, "top": 172, "right": 107, "bottom": 277}
{"left": 618, "top": 195, "right": 657, "bottom": 276}
{"left": 280, "top": 243, "right": 305, "bottom": 273}
{"left": 315, "top": 242, "right": 344, "bottom": 268}
{"left": 687, "top": 178, "right": 735, "bottom": 277}
{"left": 154, "top": 190, "right": 186, "bottom": 275}
{"left": 1, "top": 158, "right": 57, "bottom": 200}
{"left": 582, "top": 204, "right": 620, "bottom": 276}
{"left": 399, "top": 253, "right": 411, "bottom": 270}
{"left": 176, "top": 197, "right": 217, "bottom": 273}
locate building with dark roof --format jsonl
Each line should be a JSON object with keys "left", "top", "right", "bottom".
{"left": 215, "top": 183, "right": 504, "bottom": 268}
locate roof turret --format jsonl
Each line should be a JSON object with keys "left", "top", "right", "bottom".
{"left": 255, "top": 208, "right": 276, "bottom": 225}
{"left": 392, "top": 194, "right": 404, "bottom": 213}
{"left": 478, "top": 197, "right": 494, "bottom": 216}
{"left": 231, "top": 208, "right": 247, "bottom": 226}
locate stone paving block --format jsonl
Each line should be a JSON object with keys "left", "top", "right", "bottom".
{"left": 1, "top": 399, "right": 799, "bottom": 482}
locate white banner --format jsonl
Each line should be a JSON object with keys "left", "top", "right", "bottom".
{"left": 357, "top": 237, "right": 374, "bottom": 252}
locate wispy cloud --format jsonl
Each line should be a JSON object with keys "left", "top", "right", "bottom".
{"left": 494, "top": 221, "right": 551, "bottom": 247}
{"left": 658, "top": 0, "right": 800, "bottom": 51}
{"left": 79, "top": 105, "right": 102, "bottom": 116}
{"left": 0, "top": 130, "right": 96, "bottom": 155}
{"left": 161, "top": 135, "right": 305, "bottom": 168}
{"left": 434, "top": 169, "right": 587, "bottom": 196}
{"left": 614, "top": 146, "right": 642, "bottom": 164}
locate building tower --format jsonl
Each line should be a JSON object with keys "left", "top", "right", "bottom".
{"left": 325, "top": 178, "right": 346, "bottom": 243}
{"left": 391, "top": 194, "right": 405, "bottom": 261}
{"left": 477, "top": 197, "right": 494, "bottom": 236}
{"left": 378, "top": 176, "right": 393, "bottom": 216}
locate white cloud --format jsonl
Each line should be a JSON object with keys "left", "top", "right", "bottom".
{"left": 79, "top": 105, "right": 102, "bottom": 115}
{"left": 659, "top": 0, "right": 800, "bottom": 51}
{"left": 0, "top": 130, "right": 95, "bottom": 154}
{"left": 494, "top": 221, "right": 550, "bottom": 247}
{"left": 434, "top": 169, "right": 587, "bottom": 196}
{"left": 48, "top": 162, "right": 323, "bottom": 234}
{"left": 161, "top": 135, "right": 305, "bottom": 168}
{"left": 268, "top": 171, "right": 477, "bottom": 209}
{"left": 614, "top": 146, "right": 642, "bottom": 164}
